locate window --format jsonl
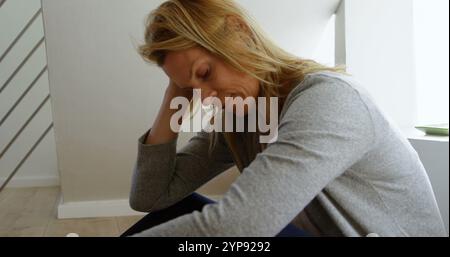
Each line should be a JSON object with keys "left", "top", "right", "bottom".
{"left": 413, "top": 0, "right": 449, "bottom": 125}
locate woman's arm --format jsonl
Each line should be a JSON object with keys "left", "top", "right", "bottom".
{"left": 131, "top": 79, "right": 376, "bottom": 236}
{"left": 129, "top": 82, "right": 235, "bottom": 212}
{"left": 145, "top": 80, "right": 192, "bottom": 145}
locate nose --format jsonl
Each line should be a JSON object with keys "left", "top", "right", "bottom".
{"left": 192, "top": 84, "right": 217, "bottom": 104}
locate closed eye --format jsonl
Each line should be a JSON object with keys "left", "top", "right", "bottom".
{"left": 197, "top": 66, "right": 211, "bottom": 81}
{"left": 202, "top": 68, "right": 210, "bottom": 80}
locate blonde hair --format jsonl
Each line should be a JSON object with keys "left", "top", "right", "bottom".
{"left": 139, "top": 0, "right": 346, "bottom": 171}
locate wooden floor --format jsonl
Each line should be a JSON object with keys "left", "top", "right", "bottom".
{"left": 0, "top": 187, "right": 144, "bottom": 237}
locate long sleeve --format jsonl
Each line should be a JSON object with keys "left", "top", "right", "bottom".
{"left": 129, "top": 129, "right": 235, "bottom": 212}
{"left": 131, "top": 78, "right": 376, "bottom": 237}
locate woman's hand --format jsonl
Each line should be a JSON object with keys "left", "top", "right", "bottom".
{"left": 144, "top": 81, "right": 192, "bottom": 145}
{"left": 165, "top": 80, "right": 193, "bottom": 102}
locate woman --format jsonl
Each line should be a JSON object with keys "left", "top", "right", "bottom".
{"left": 123, "top": 0, "right": 446, "bottom": 237}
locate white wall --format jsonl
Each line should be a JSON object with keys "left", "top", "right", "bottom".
{"left": 413, "top": 0, "right": 449, "bottom": 125}
{"left": 238, "top": 0, "right": 340, "bottom": 60}
{"left": 409, "top": 137, "right": 449, "bottom": 233}
{"left": 336, "top": 0, "right": 417, "bottom": 130}
{"left": 42, "top": 0, "right": 167, "bottom": 203}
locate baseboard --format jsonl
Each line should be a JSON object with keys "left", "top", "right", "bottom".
{"left": 0, "top": 176, "right": 59, "bottom": 188}
{"left": 57, "top": 195, "right": 146, "bottom": 219}
{"left": 57, "top": 194, "right": 224, "bottom": 219}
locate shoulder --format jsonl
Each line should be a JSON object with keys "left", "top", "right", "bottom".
{"left": 280, "top": 71, "right": 373, "bottom": 120}
{"left": 277, "top": 71, "right": 377, "bottom": 143}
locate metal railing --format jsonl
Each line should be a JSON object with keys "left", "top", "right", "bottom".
{"left": 0, "top": 0, "right": 53, "bottom": 192}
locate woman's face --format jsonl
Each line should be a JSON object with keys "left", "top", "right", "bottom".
{"left": 162, "top": 46, "right": 260, "bottom": 114}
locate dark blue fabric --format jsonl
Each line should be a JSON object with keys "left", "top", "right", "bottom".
{"left": 121, "top": 193, "right": 310, "bottom": 237}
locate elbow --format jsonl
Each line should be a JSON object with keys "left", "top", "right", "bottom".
{"left": 129, "top": 189, "right": 168, "bottom": 213}
{"left": 129, "top": 192, "right": 154, "bottom": 213}
{"left": 129, "top": 198, "right": 152, "bottom": 213}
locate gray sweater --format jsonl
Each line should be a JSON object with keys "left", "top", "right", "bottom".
{"left": 129, "top": 71, "right": 447, "bottom": 237}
